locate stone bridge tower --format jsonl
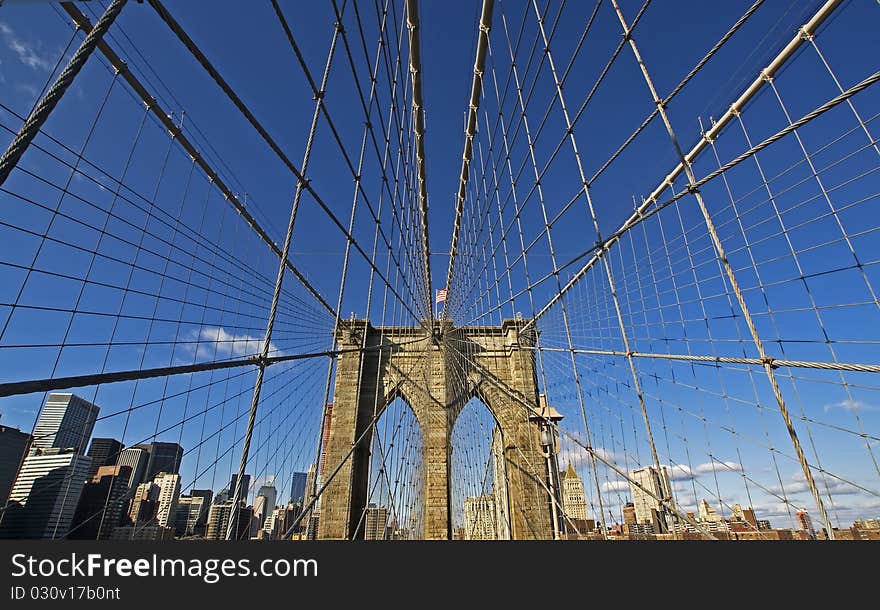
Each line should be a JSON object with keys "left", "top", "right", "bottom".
{"left": 317, "top": 318, "right": 554, "bottom": 540}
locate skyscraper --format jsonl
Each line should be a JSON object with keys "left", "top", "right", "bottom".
{"left": 262, "top": 507, "right": 282, "bottom": 539}
{"left": 153, "top": 472, "right": 181, "bottom": 528}
{"left": 562, "top": 463, "right": 589, "bottom": 521}
{"left": 629, "top": 465, "right": 672, "bottom": 533}
{"left": 32, "top": 393, "right": 99, "bottom": 454}
{"left": 0, "top": 448, "right": 92, "bottom": 539}
{"left": 0, "top": 424, "right": 31, "bottom": 507}
{"left": 128, "top": 481, "right": 159, "bottom": 524}
{"left": 173, "top": 494, "right": 210, "bottom": 537}
{"left": 254, "top": 483, "right": 277, "bottom": 531}
{"left": 289, "top": 471, "right": 307, "bottom": 504}
{"left": 69, "top": 464, "right": 132, "bottom": 540}
{"left": 226, "top": 473, "right": 251, "bottom": 504}
{"left": 137, "top": 442, "right": 183, "bottom": 483}
{"left": 464, "top": 495, "right": 497, "bottom": 540}
{"left": 205, "top": 502, "right": 252, "bottom": 540}
{"left": 364, "top": 503, "right": 390, "bottom": 540}
{"left": 86, "top": 438, "right": 123, "bottom": 478}
{"left": 116, "top": 447, "right": 148, "bottom": 490}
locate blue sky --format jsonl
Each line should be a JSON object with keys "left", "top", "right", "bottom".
{"left": 0, "top": 0, "right": 878, "bottom": 532}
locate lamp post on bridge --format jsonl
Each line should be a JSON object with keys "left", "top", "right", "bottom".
{"left": 532, "top": 395, "right": 564, "bottom": 540}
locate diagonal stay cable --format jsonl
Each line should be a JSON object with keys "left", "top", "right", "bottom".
{"left": 60, "top": 2, "right": 336, "bottom": 320}
{"left": 144, "top": 0, "right": 428, "bottom": 329}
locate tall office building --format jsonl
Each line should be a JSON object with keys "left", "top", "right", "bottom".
{"left": 629, "top": 465, "right": 672, "bottom": 533}
{"left": 364, "top": 504, "right": 390, "bottom": 540}
{"left": 623, "top": 502, "right": 637, "bottom": 525}
{"left": 0, "top": 424, "right": 31, "bottom": 506}
{"left": 32, "top": 393, "right": 99, "bottom": 454}
{"left": 289, "top": 471, "right": 307, "bottom": 504}
{"left": 281, "top": 502, "right": 305, "bottom": 537}
{"left": 796, "top": 510, "right": 816, "bottom": 539}
{"left": 69, "top": 464, "right": 132, "bottom": 540}
{"left": 153, "top": 472, "right": 181, "bottom": 528}
{"left": 128, "top": 481, "right": 159, "bottom": 524}
{"left": 227, "top": 473, "right": 251, "bottom": 504}
{"left": 189, "top": 489, "right": 213, "bottom": 533}
{"left": 262, "top": 507, "right": 281, "bottom": 539}
{"left": 173, "top": 493, "right": 210, "bottom": 537}
{"left": 137, "top": 442, "right": 183, "bottom": 483}
{"left": 116, "top": 447, "right": 148, "bottom": 490}
{"left": 205, "top": 502, "right": 251, "bottom": 540}
{"left": 254, "top": 483, "right": 277, "bottom": 530}
{"left": 491, "top": 428, "right": 510, "bottom": 540}
{"left": 0, "top": 448, "right": 91, "bottom": 539}
{"left": 562, "top": 463, "right": 589, "bottom": 521}
{"left": 464, "top": 495, "right": 497, "bottom": 540}
{"left": 86, "top": 438, "right": 123, "bottom": 478}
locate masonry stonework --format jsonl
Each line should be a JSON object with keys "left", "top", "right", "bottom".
{"left": 318, "top": 318, "right": 553, "bottom": 540}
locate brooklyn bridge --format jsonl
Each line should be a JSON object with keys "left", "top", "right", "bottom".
{"left": 0, "top": 0, "right": 877, "bottom": 541}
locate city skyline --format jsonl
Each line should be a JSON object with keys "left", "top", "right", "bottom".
{"left": 0, "top": 391, "right": 877, "bottom": 541}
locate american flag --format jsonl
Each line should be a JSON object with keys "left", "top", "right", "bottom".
{"left": 435, "top": 288, "right": 448, "bottom": 304}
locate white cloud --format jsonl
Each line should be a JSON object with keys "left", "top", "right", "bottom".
{"left": 698, "top": 461, "right": 743, "bottom": 475}
{"left": 667, "top": 461, "right": 743, "bottom": 481}
{"left": 557, "top": 445, "right": 622, "bottom": 470}
{"left": 824, "top": 399, "right": 874, "bottom": 414}
{"left": 594, "top": 447, "right": 622, "bottom": 466}
{"left": 769, "top": 471, "right": 863, "bottom": 497}
{"left": 0, "top": 22, "right": 54, "bottom": 71}
{"left": 183, "top": 326, "right": 280, "bottom": 360}
{"left": 600, "top": 480, "right": 629, "bottom": 493}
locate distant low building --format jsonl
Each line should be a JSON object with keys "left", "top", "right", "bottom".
{"left": 733, "top": 528, "right": 796, "bottom": 541}
{"left": 109, "top": 524, "right": 174, "bottom": 541}
{"left": 796, "top": 510, "right": 816, "bottom": 539}
{"left": 853, "top": 519, "right": 880, "bottom": 540}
